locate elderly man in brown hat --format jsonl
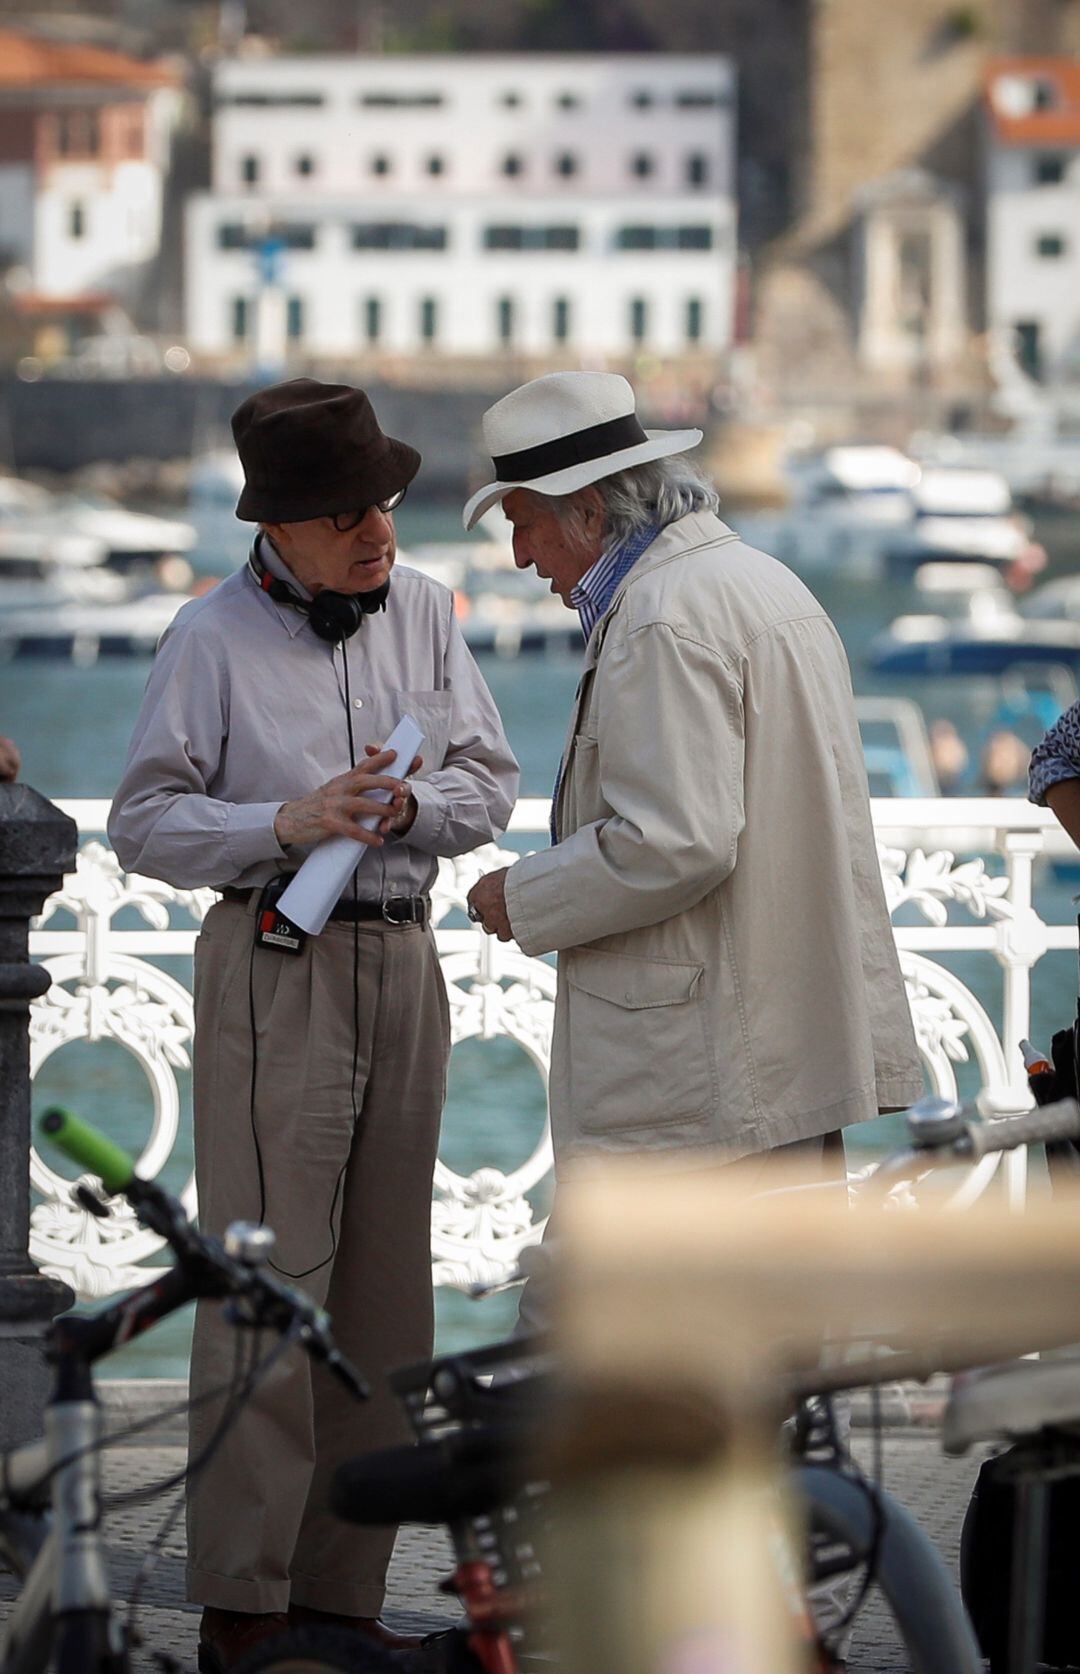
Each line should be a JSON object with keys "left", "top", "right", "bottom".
{"left": 109, "top": 379, "right": 518, "bottom": 1671}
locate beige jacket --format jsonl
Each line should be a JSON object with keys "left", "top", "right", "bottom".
{"left": 504, "top": 511, "right": 922, "bottom": 1170}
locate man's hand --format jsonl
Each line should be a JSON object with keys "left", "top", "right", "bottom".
{"left": 467, "top": 867, "right": 513, "bottom": 941}
{"left": 363, "top": 742, "right": 423, "bottom": 835}
{"left": 0, "top": 736, "right": 20, "bottom": 782}
{"left": 274, "top": 749, "right": 414, "bottom": 848}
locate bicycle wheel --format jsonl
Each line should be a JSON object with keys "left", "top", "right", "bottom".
{"left": 231, "top": 1624, "right": 403, "bottom": 1674}
{"left": 798, "top": 1464, "right": 982, "bottom": 1674}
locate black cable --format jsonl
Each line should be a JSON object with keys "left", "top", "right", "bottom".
{"left": 108, "top": 1323, "right": 295, "bottom": 1511}
{"left": 264, "top": 634, "right": 362, "bottom": 1281}
{"left": 8, "top": 1355, "right": 263, "bottom": 1507}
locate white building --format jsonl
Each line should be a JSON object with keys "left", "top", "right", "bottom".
{"left": 985, "top": 58, "right": 1080, "bottom": 385}
{"left": 184, "top": 53, "right": 736, "bottom": 365}
{"left": 0, "top": 30, "right": 180, "bottom": 310}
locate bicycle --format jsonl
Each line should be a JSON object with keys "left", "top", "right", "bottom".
{"left": 0, "top": 1107, "right": 367, "bottom": 1674}
{"left": 200, "top": 1093, "right": 1080, "bottom": 1674}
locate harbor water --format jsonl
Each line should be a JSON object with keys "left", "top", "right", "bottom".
{"left": 7, "top": 498, "right": 1080, "bottom": 1376}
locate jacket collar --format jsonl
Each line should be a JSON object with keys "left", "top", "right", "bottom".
{"left": 580, "top": 510, "right": 737, "bottom": 674}
{"left": 550, "top": 513, "right": 738, "bottom": 839}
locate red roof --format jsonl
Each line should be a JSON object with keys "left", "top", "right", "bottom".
{"left": 984, "top": 56, "right": 1080, "bottom": 146}
{"left": 0, "top": 30, "right": 177, "bottom": 92}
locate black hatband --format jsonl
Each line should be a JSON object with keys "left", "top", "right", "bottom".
{"left": 492, "top": 413, "right": 649, "bottom": 482}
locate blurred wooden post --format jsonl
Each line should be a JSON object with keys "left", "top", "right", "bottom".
{"left": 0, "top": 783, "right": 76, "bottom": 1447}
{"left": 549, "top": 1158, "right": 1080, "bottom": 1674}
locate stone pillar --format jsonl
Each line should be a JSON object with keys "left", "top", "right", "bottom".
{"left": 0, "top": 783, "right": 77, "bottom": 1446}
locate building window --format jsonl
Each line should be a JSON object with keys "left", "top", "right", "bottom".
{"left": 555, "top": 152, "right": 578, "bottom": 178}
{"left": 676, "top": 89, "right": 727, "bottom": 108}
{"left": 218, "top": 222, "right": 316, "bottom": 251}
{"left": 556, "top": 91, "right": 581, "bottom": 110}
{"left": 630, "top": 297, "right": 648, "bottom": 344}
{"left": 286, "top": 296, "right": 304, "bottom": 341}
{"left": 1015, "top": 320, "right": 1042, "bottom": 381}
{"left": 630, "top": 90, "right": 654, "bottom": 109}
{"left": 371, "top": 154, "right": 392, "bottom": 176}
{"left": 1036, "top": 233, "right": 1066, "bottom": 258}
{"left": 483, "top": 225, "right": 580, "bottom": 251}
{"left": 69, "top": 201, "right": 86, "bottom": 240}
{"left": 1033, "top": 78, "right": 1057, "bottom": 111}
{"left": 295, "top": 154, "right": 315, "bottom": 177}
{"left": 363, "top": 296, "right": 382, "bottom": 344}
{"left": 240, "top": 154, "right": 260, "bottom": 186}
{"left": 686, "top": 153, "right": 709, "bottom": 187}
{"left": 352, "top": 222, "right": 447, "bottom": 250}
{"left": 500, "top": 91, "right": 522, "bottom": 108}
{"left": 686, "top": 297, "right": 703, "bottom": 344}
{"left": 231, "top": 297, "right": 249, "bottom": 342}
{"left": 497, "top": 296, "right": 515, "bottom": 346}
{"left": 615, "top": 224, "right": 714, "bottom": 251}
{"left": 420, "top": 296, "right": 438, "bottom": 343}
{"left": 501, "top": 153, "right": 524, "bottom": 177}
{"left": 631, "top": 153, "right": 654, "bottom": 179}
{"left": 426, "top": 154, "right": 445, "bottom": 176}
{"left": 221, "top": 91, "right": 325, "bottom": 107}
{"left": 58, "top": 110, "right": 100, "bottom": 157}
{"left": 1036, "top": 154, "right": 1066, "bottom": 185}
{"left": 359, "top": 91, "right": 443, "bottom": 108}
{"left": 553, "top": 296, "right": 571, "bottom": 343}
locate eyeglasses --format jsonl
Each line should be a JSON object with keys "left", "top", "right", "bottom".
{"left": 331, "top": 487, "right": 407, "bottom": 533}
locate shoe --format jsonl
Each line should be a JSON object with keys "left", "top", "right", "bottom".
{"left": 197, "top": 1607, "right": 291, "bottom": 1673}
{"left": 288, "top": 1602, "right": 424, "bottom": 1651}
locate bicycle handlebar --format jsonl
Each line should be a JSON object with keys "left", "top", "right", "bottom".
{"left": 40, "top": 1106, "right": 135, "bottom": 1194}
{"left": 964, "top": 1098, "right": 1080, "bottom": 1159}
{"left": 37, "top": 1108, "right": 368, "bottom": 1401}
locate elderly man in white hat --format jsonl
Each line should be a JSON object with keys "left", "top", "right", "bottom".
{"left": 466, "top": 372, "right": 922, "bottom": 1229}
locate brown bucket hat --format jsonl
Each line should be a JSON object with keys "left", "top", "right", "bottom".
{"left": 232, "top": 378, "right": 422, "bottom": 523}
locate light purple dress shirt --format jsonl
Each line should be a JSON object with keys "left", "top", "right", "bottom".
{"left": 108, "top": 554, "right": 519, "bottom": 896}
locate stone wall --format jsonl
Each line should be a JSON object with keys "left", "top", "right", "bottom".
{"left": 0, "top": 376, "right": 498, "bottom": 496}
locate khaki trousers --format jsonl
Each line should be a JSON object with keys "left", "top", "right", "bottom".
{"left": 186, "top": 896, "right": 449, "bottom": 1615}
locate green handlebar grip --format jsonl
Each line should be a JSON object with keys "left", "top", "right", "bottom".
{"left": 38, "top": 1107, "right": 135, "bottom": 1195}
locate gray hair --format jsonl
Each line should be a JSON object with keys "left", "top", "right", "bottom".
{"left": 536, "top": 455, "right": 720, "bottom": 548}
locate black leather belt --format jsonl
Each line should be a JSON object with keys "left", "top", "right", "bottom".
{"left": 221, "top": 886, "right": 429, "bottom": 928}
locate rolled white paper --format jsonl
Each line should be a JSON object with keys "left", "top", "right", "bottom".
{"left": 276, "top": 713, "right": 425, "bottom": 936}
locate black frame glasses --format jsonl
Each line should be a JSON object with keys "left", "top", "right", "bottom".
{"left": 331, "top": 487, "right": 408, "bottom": 532}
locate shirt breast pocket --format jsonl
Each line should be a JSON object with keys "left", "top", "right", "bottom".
{"left": 393, "top": 690, "right": 453, "bottom": 776}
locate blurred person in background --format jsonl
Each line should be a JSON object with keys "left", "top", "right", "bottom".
{"left": 1030, "top": 700, "right": 1080, "bottom": 843}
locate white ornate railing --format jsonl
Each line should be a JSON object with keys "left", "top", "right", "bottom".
{"left": 26, "top": 796, "right": 1080, "bottom": 1302}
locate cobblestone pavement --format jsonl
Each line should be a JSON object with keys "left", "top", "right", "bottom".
{"left": 0, "top": 1429, "right": 985, "bottom": 1672}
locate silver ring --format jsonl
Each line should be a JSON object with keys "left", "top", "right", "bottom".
{"left": 467, "top": 902, "right": 483, "bottom": 923}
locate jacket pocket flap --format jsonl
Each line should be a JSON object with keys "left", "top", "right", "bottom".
{"left": 566, "top": 952, "right": 703, "bottom": 1010}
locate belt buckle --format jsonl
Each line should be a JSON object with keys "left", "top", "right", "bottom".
{"left": 382, "top": 895, "right": 414, "bottom": 926}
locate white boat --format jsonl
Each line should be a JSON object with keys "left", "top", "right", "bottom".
{"left": 0, "top": 472, "right": 195, "bottom": 576}
{"left": 880, "top": 467, "right": 1045, "bottom": 577}
{"left": 778, "top": 447, "right": 1044, "bottom": 580}
{"left": 189, "top": 449, "right": 245, "bottom": 509}
{"left": 18, "top": 496, "right": 196, "bottom": 572}
{"left": 780, "top": 445, "right": 920, "bottom": 568}
{"left": 0, "top": 591, "right": 188, "bottom": 664}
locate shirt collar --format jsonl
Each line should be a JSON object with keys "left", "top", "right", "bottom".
{"left": 258, "top": 530, "right": 313, "bottom": 601}
{"left": 570, "top": 522, "right": 661, "bottom": 645}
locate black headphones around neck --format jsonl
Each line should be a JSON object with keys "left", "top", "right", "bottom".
{"left": 247, "top": 541, "right": 389, "bottom": 642}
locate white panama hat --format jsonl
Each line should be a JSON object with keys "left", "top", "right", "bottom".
{"left": 461, "top": 371, "right": 703, "bottom": 531}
